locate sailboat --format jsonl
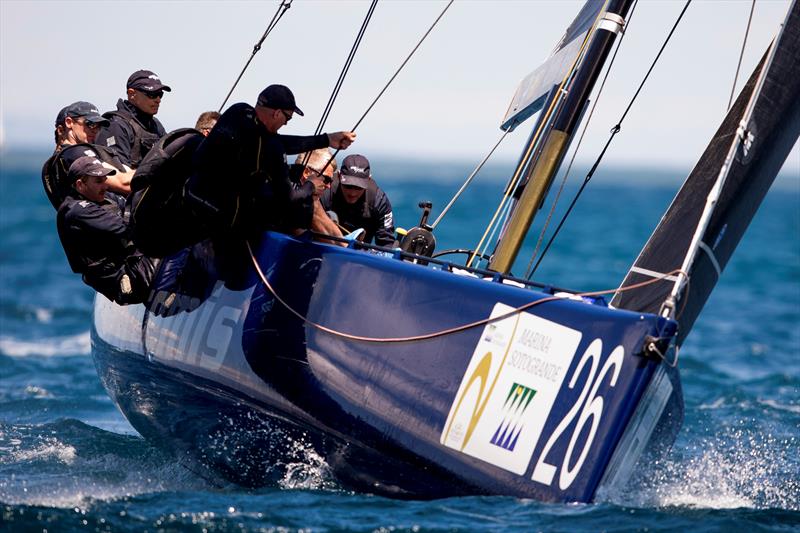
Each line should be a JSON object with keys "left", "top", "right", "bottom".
{"left": 90, "top": 0, "right": 800, "bottom": 502}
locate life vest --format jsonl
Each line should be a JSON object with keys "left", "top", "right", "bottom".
{"left": 41, "top": 143, "right": 123, "bottom": 210}
{"left": 128, "top": 128, "right": 205, "bottom": 257}
{"left": 103, "top": 108, "right": 162, "bottom": 167}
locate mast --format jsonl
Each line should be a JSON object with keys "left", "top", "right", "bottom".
{"left": 612, "top": 1, "right": 800, "bottom": 344}
{"left": 488, "top": 0, "right": 633, "bottom": 273}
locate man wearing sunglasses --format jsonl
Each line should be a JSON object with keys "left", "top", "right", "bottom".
{"left": 184, "top": 84, "right": 356, "bottom": 238}
{"left": 42, "top": 101, "right": 134, "bottom": 209}
{"left": 294, "top": 148, "right": 345, "bottom": 243}
{"left": 95, "top": 69, "right": 171, "bottom": 169}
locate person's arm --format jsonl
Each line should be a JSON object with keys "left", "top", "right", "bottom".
{"left": 279, "top": 134, "right": 329, "bottom": 155}
{"left": 371, "top": 189, "right": 396, "bottom": 247}
{"left": 279, "top": 131, "right": 356, "bottom": 155}
{"left": 100, "top": 163, "right": 134, "bottom": 196}
{"left": 299, "top": 198, "right": 345, "bottom": 246}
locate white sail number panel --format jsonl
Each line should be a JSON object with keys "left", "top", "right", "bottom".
{"left": 441, "top": 303, "right": 582, "bottom": 475}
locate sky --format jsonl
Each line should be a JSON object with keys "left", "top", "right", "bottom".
{"left": 1, "top": 0, "right": 798, "bottom": 174}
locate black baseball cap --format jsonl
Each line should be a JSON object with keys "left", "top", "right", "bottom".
{"left": 340, "top": 154, "right": 372, "bottom": 189}
{"left": 256, "top": 84, "right": 304, "bottom": 116}
{"left": 55, "top": 101, "right": 109, "bottom": 127}
{"left": 67, "top": 156, "right": 117, "bottom": 183}
{"left": 127, "top": 70, "right": 172, "bottom": 92}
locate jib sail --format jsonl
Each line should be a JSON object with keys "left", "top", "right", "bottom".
{"left": 611, "top": 1, "right": 800, "bottom": 345}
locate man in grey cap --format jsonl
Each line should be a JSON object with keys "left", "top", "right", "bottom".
{"left": 184, "top": 83, "right": 356, "bottom": 238}
{"left": 42, "top": 101, "right": 134, "bottom": 209}
{"left": 95, "top": 69, "right": 171, "bottom": 168}
{"left": 56, "top": 156, "right": 157, "bottom": 304}
{"left": 321, "top": 154, "right": 395, "bottom": 246}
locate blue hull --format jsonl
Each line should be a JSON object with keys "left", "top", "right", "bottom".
{"left": 92, "top": 232, "right": 683, "bottom": 502}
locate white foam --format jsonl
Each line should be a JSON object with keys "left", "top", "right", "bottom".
{"left": 759, "top": 398, "right": 800, "bottom": 414}
{"left": 0, "top": 331, "right": 90, "bottom": 357}
{"left": 7, "top": 439, "right": 77, "bottom": 465}
{"left": 278, "top": 438, "right": 335, "bottom": 491}
{"left": 611, "top": 431, "right": 800, "bottom": 511}
{"left": 0, "top": 442, "right": 209, "bottom": 509}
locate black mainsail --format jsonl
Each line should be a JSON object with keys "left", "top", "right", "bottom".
{"left": 611, "top": 1, "right": 800, "bottom": 344}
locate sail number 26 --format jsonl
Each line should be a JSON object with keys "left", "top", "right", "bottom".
{"left": 531, "top": 339, "right": 624, "bottom": 490}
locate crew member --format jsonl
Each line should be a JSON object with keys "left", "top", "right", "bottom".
{"left": 42, "top": 101, "right": 133, "bottom": 209}
{"left": 320, "top": 154, "right": 395, "bottom": 246}
{"left": 195, "top": 111, "right": 220, "bottom": 136}
{"left": 56, "top": 156, "right": 156, "bottom": 304}
{"left": 294, "top": 148, "right": 344, "bottom": 244}
{"left": 95, "top": 69, "right": 170, "bottom": 168}
{"left": 184, "top": 84, "right": 355, "bottom": 238}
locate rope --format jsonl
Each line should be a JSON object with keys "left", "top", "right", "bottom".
{"left": 218, "top": 0, "right": 293, "bottom": 112}
{"left": 727, "top": 0, "right": 756, "bottom": 111}
{"left": 245, "top": 239, "right": 685, "bottom": 344}
{"left": 430, "top": 129, "right": 510, "bottom": 230}
{"left": 527, "top": 0, "right": 692, "bottom": 279}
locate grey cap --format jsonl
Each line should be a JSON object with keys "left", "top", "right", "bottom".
{"left": 55, "top": 101, "right": 109, "bottom": 126}
{"left": 67, "top": 156, "right": 116, "bottom": 182}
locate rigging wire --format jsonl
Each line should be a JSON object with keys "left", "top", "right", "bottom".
{"left": 245, "top": 239, "right": 685, "bottom": 344}
{"left": 527, "top": 0, "right": 693, "bottom": 280}
{"left": 313, "top": 0, "right": 378, "bottom": 136}
{"left": 351, "top": 0, "right": 453, "bottom": 132}
{"left": 523, "top": 0, "right": 640, "bottom": 279}
{"left": 300, "top": 0, "right": 378, "bottom": 169}
{"left": 218, "top": 0, "right": 293, "bottom": 112}
{"left": 316, "top": 0, "right": 455, "bottom": 175}
{"left": 727, "top": 0, "right": 757, "bottom": 111}
{"left": 430, "top": 129, "right": 510, "bottom": 230}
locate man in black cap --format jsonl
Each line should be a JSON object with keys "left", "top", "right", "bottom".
{"left": 184, "top": 84, "right": 356, "bottom": 236}
{"left": 42, "top": 101, "right": 133, "bottom": 209}
{"left": 95, "top": 69, "right": 171, "bottom": 168}
{"left": 320, "top": 154, "right": 395, "bottom": 247}
{"left": 56, "top": 156, "right": 157, "bottom": 305}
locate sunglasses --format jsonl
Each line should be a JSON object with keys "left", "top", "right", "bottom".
{"left": 140, "top": 90, "right": 164, "bottom": 99}
{"left": 74, "top": 119, "right": 101, "bottom": 130}
{"left": 306, "top": 167, "right": 338, "bottom": 185}
{"left": 280, "top": 109, "right": 293, "bottom": 122}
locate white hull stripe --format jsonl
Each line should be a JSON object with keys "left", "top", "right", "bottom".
{"left": 629, "top": 266, "right": 679, "bottom": 282}
{"left": 698, "top": 240, "right": 722, "bottom": 278}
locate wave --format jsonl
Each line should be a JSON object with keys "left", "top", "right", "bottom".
{"left": 0, "top": 331, "right": 90, "bottom": 357}
{"left": 606, "top": 429, "right": 800, "bottom": 511}
{"left": 0, "top": 419, "right": 209, "bottom": 509}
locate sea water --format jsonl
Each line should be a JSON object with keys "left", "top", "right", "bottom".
{"left": 1, "top": 150, "right": 798, "bottom": 531}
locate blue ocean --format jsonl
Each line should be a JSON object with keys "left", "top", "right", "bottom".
{"left": 1, "top": 149, "right": 798, "bottom": 532}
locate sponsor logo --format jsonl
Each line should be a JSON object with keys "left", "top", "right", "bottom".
{"left": 148, "top": 74, "right": 160, "bottom": 80}
{"left": 147, "top": 283, "right": 250, "bottom": 372}
{"left": 106, "top": 136, "right": 116, "bottom": 147}
{"left": 490, "top": 383, "right": 537, "bottom": 451}
{"left": 441, "top": 303, "right": 581, "bottom": 475}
